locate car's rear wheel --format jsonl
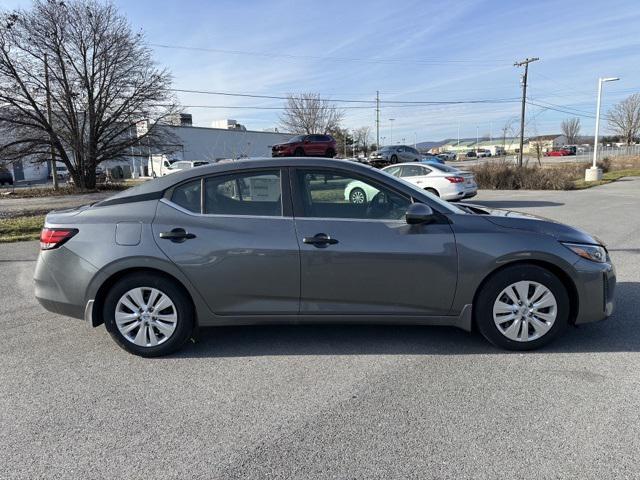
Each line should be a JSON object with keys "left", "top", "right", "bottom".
{"left": 349, "top": 187, "right": 366, "bottom": 204}
{"left": 294, "top": 148, "right": 305, "bottom": 157}
{"left": 103, "top": 274, "right": 194, "bottom": 357}
{"left": 475, "top": 264, "right": 569, "bottom": 350}
{"left": 425, "top": 188, "right": 439, "bottom": 197}
{"left": 325, "top": 148, "right": 336, "bottom": 158}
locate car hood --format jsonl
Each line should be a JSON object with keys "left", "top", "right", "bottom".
{"left": 458, "top": 203, "right": 602, "bottom": 245}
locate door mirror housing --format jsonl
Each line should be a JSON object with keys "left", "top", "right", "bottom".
{"left": 405, "top": 203, "right": 435, "bottom": 225}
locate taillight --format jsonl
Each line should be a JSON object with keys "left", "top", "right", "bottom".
{"left": 40, "top": 228, "right": 78, "bottom": 250}
{"left": 445, "top": 176, "right": 465, "bottom": 183}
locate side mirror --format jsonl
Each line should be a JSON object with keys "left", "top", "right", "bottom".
{"left": 405, "top": 203, "right": 435, "bottom": 225}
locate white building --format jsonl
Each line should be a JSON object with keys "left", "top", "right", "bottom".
{"left": 135, "top": 124, "right": 293, "bottom": 176}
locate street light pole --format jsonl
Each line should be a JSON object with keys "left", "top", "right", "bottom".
{"left": 587, "top": 77, "right": 619, "bottom": 181}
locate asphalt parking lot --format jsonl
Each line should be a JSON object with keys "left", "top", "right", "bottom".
{"left": 1, "top": 178, "right": 639, "bottom": 479}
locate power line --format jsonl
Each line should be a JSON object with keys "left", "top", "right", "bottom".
{"left": 528, "top": 98, "right": 595, "bottom": 116}
{"left": 526, "top": 100, "right": 596, "bottom": 119}
{"left": 151, "top": 43, "right": 509, "bottom": 66}
{"left": 170, "top": 88, "right": 519, "bottom": 105}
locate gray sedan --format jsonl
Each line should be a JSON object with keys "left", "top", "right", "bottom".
{"left": 369, "top": 145, "right": 422, "bottom": 167}
{"left": 35, "top": 158, "right": 615, "bottom": 356}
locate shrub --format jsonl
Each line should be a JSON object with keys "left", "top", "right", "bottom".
{"left": 471, "top": 162, "right": 578, "bottom": 190}
{"left": 597, "top": 157, "right": 611, "bottom": 173}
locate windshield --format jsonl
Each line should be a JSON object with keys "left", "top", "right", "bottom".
{"left": 377, "top": 168, "right": 466, "bottom": 214}
{"left": 287, "top": 135, "right": 305, "bottom": 143}
{"left": 426, "top": 163, "right": 460, "bottom": 173}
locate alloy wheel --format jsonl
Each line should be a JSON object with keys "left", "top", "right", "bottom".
{"left": 492, "top": 280, "right": 557, "bottom": 342}
{"left": 350, "top": 188, "right": 366, "bottom": 204}
{"left": 115, "top": 287, "right": 178, "bottom": 347}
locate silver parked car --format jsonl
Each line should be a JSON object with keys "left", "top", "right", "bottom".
{"left": 35, "top": 158, "right": 615, "bottom": 356}
{"left": 369, "top": 145, "right": 422, "bottom": 167}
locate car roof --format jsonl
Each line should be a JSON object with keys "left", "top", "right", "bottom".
{"left": 98, "top": 157, "right": 380, "bottom": 203}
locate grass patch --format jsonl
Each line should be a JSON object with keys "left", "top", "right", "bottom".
{"left": 573, "top": 168, "right": 640, "bottom": 189}
{"left": 0, "top": 215, "right": 44, "bottom": 243}
{"left": 470, "top": 162, "right": 580, "bottom": 190}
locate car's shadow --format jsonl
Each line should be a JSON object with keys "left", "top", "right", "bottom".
{"left": 173, "top": 281, "right": 640, "bottom": 358}
{"left": 471, "top": 200, "right": 564, "bottom": 208}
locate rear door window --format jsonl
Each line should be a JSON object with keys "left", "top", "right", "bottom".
{"left": 171, "top": 179, "right": 202, "bottom": 213}
{"left": 204, "top": 170, "right": 282, "bottom": 216}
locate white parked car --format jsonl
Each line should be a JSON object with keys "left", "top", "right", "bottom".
{"left": 344, "top": 162, "right": 477, "bottom": 203}
{"left": 164, "top": 160, "right": 212, "bottom": 175}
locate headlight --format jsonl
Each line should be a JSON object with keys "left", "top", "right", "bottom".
{"left": 562, "top": 242, "right": 607, "bottom": 263}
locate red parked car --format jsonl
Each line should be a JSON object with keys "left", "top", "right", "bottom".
{"left": 271, "top": 134, "right": 337, "bottom": 158}
{"left": 545, "top": 148, "right": 573, "bottom": 157}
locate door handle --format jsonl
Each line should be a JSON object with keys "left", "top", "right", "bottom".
{"left": 303, "top": 233, "right": 339, "bottom": 248}
{"left": 159, "top": 228, "right": 196, "bottom": 243}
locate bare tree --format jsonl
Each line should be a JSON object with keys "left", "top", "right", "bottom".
{"left": 561, "top": 117, "right": 581, "bottom": 144}
{"left": 0, "top": 0, "right": 179, "bottom": 189}
{"left": 352, "top": 126, "right": 371, "bottom": 155}
{"left": 607, "top": 94, "right": 640, "bottom": 145}
{"left": 279, "top": 93, "right": 344, "bottom": 135}
{"left": 501, "top": 117, "right": 517, "bottom": 152}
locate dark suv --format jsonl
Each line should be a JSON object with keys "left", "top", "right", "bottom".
{"left": 0, "top": 166, "right": 14, "bottom": 186}
{"left": 272, "top": 134, "right": 337, "bottom": 158}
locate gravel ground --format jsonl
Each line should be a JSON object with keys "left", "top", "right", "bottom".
{"left": 0, "top": 178, "right": 639, "bottom": 479}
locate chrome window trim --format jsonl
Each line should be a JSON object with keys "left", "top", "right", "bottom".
{"left": 160, "top": 199, "right": 406, "bottom": 223}
{"left": 160, "top": 198, "right": 291, "bottom": 220}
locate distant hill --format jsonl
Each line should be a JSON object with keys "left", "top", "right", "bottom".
{"left": 415, "top": 140, "right": 448, "bottom": 150}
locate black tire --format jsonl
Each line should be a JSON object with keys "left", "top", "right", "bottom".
{"left": 103, "top": 273, "right": 194, "bottom": 357}
{"left": 349, "top": 187, "right": 367, "bottom": 204}
{"left": 425, "top": 188, "right": 439, "bottom": 197}
{"left": 390, "top": 154, "right": 398, "bottom": 164}
{"left": 325, "top": 148, "right": 336, "bottom": 158}
{"left": 294, "top": 148, "right": 305, "bottom": 157}
{"left": 474, "top": 264, "right": 570, "bottom": 351}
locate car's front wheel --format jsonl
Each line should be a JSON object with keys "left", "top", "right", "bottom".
{"left": 349, "top": 187, "right": 367, "bottom": 204}
{"left": 294, "top": 148, "right": 305, "bottom": 157}
{"left": 103, "top": 273, "right": 194, "bottom": 357}
{"left": 475, "top": 264, "right": 569, "bottom": 350}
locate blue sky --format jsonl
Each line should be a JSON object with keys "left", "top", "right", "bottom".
{"left": 5, "top": 0, "right": 640, "bottom": 142}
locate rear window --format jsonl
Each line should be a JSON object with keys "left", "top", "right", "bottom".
{"left": 427, "top": 163, "right": 459, "bottom": 173}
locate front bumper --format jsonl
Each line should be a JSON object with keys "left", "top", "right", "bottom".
{"left": 573, "top": 257, "right": 616, "bottom": 324}
{"left": 271, "top": 150, "right": 293, "bottom": 157}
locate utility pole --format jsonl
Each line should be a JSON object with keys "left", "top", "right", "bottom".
{"left": 376, "top": 90, "right": 380, "bottom": 149}
{"left": 514, "top": 57, "right": 539, "bottom": 167}
{"left": 389, "top": 118, "right": 395, "bottom": 144}
{"left": 44, "top": 53, "right": 59, "bottom": 190}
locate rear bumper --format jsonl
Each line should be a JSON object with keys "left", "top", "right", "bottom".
{"left": 34, "top": 247, "right": 97, "bottom": 320}
{"left": 573, "top": 258, "right": 616, "bottom": 324}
